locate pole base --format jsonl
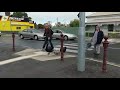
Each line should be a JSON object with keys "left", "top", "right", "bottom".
{"left": 102, "top": 69, "right": 107, "bottom": 73}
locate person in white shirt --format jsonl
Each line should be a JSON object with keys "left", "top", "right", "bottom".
{"left": 91, "top": 25, "right": 104, "bottom": 55}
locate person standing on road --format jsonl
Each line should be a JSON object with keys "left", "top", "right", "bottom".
{"left": 42, "top": 23, "right": 54, "bottom": 51}
{"left": 91, "top": 25, "right": 104, "bottom": 55}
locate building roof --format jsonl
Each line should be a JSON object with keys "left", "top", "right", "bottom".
{"left": 86, "top": 12, "right": 120, "bottom": 25}
{"left": 87, "top": 18, "right": 120, "bottom": 23}
{"left": 86, "top": 12, "right": 120, "bottom": 18}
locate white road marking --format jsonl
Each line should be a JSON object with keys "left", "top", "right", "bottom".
{"left": 56, "top": 45, "right": 78, "bottom": 49}
{"left": 15, "top": 48, "right": 37, "bottom": 56}
{"left": 0, "top": 51, "right": 76, "bottom": 65}
{"left": 108, "top": 47, "right": 120, "bottom": 49}
{"left": 55, "top": 43, "right": 94, "bottom": 54}
{"left": 86, "top": 58, "right": 120, "bottom": 68}
{"left": 64, "top": 43, "right": 78, "bottom": 47}
{"left": 32, "top": 54, "right": 76, "bottom": 61}
{"left": 0, "top": 52, "right": 45, "bottom": 65}
{"left": 54, "top": 47, "right": 78, "bottom": 53}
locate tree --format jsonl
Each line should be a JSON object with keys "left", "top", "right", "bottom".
{"left": 69, "top": 19, "right": 80, "bottom": 27}
{"left": 5, "top": 12, "right": 10, "bottom": 16}
{"left": 38, "top": 24, "right": 44, "bottom": 29}
{"left": 11, "top": 12, "right": 32, "bottom": 21}
{"left": 28, "top": 17, "right": 32, "bottom": 21}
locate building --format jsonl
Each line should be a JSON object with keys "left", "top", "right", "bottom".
{"left": 86, "top": 12, "right": 120, "bottom": 34}
{"left": 0, "top": 15, "right": 34, "bottom": 32}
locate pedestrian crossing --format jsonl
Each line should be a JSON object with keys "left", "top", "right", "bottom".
{"left": 54, "top": 40, "right": 120, "bottom": 54}
{"left": 54, "top": 43, "right": 94, "bottom": 54}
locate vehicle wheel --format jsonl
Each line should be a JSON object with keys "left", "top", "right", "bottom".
{"left": 71, "top": 39, "right": 75, "bottom": 41}
{"left": 34, "top": 35, "right": 38, "bottom": 40}
{"left": 64, "top": 35, "right": 68, "bottom": 41}
{"left": 30, "top": 37, "right": 34, "bottom": 40}
{"left": 20, "top": 34, "right": 24, "bottom": 39}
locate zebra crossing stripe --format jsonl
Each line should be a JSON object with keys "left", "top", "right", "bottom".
{"left": 54, "top": 43, "right": 94, "bottom": 54}
{"left": 64, "top": 43, "right": 78, "bottom": 47}
{"left": 54, "top": 47, "right": 78, "bottom": 53}
{"left": 56, "top": 45, "right": 78, "bottom": 49}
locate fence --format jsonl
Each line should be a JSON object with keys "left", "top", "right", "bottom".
{"left": 52, "top": 27, "right": 94, "bottom": 37}
{"left": 52, "top": 27, "right": 120, "bottom": 38}
{"left": 52, "top": 27, "right": 79, "bottom": 36}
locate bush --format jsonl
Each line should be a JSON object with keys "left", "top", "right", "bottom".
{"left": 86, "top": 32, "right": 94, "bottom": 37}
{"left": 86, "top": 32, "right": 120, "bottom": 38}
{"left": 108, "top": 32, "right": 120, "bottom": 38}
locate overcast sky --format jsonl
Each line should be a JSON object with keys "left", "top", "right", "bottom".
{"left": 0, "top": 12, "right": 93, "bottom": 25}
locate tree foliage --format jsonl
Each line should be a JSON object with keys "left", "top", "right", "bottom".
{"left": 11, "top": 12, "right": 28, "bottom": 18}
{"left": 11, "top": 12, "right": 32, "bottom": 21}
{"left": 38, "top": 24, "right": 44, "bottom": 29}
{"left": 69, "top": 19, "right": 80, "bottom": 27}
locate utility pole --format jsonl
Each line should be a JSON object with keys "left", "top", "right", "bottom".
{"left": 57, "top": 17, "right": 58, "bottom": 27}
{"left": 57, "top": 17, "right": 58, "bottom": 23}
{"left": 77, "top": 12, "right": 86, "bottom": 72}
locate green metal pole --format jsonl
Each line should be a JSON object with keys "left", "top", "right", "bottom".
{"left": 77, "top": 12, "right": 86, "bottom": 72}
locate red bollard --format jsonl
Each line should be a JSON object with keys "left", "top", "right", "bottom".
{"left": 102, "top": 36, "right": 109, "bottom": 73}
{"left": 60, "top": 33, "right": 64, "bottom": 61}
{"left": 12, "top": 32, "right": 15, "bottom": 51}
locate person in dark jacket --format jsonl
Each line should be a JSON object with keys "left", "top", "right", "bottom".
{"left": 42, "top": 24, "right": 54, "bottom": 51}
{"left": 91, "top": 25, "right": 104, "bottom": 55}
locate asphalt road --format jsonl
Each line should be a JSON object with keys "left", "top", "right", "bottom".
{"left": 0, "top": 35, "right": 77, "bottom": 49}
{"left": 0, "top": 35, "right": 120, "bottom": 64}
{"left": 0, "top": 35, "right": 120, "bottom": 78}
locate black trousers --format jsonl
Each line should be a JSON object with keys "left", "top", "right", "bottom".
{"left": 42, "top": 37, "right": 54, "bottom": 49}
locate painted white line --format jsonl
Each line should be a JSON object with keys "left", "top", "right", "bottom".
{"left": 108, "top": 47, "right": 120, "bottom": 49}
{"left": 32, "top": 54, "right": 76, "bottom": 61}
{"left": 56, "top": 45, "right": 78, "bottom": 49}
{"left": 0, "top": 53, "right": 44, "bottom": 65}
{"left": 87, "top": 48, "right": 94, "bottom": 51}
{"left": 54, "top": 47, "right": 93, "bottom": 54}
{"left": 86, "top": 58, "right": 120, "bottom": 68}
{"left": 64, "top": 43, "right": 78, "bottom": 47}
{"left": 55, "top": 48, "right": 78, "bottom": 53}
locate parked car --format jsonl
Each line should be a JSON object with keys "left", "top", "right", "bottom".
{"left": 18, "top": 29, "right": 45, "bottom": 40}
{"left": 52, "top": 29, "right": 77, "bottom": 40}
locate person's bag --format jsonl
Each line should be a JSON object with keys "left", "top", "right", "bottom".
{"left": 87, "top": 42, "right": 92, "bottom": 48}
{"left": 50, "top": 29, "right": 54, "bottom": 35}
{"left": 60, "top": 47, "right": 67, "bottom": 53}
{"left": 45, "top": 40, "right": 54, "bottom": 52}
